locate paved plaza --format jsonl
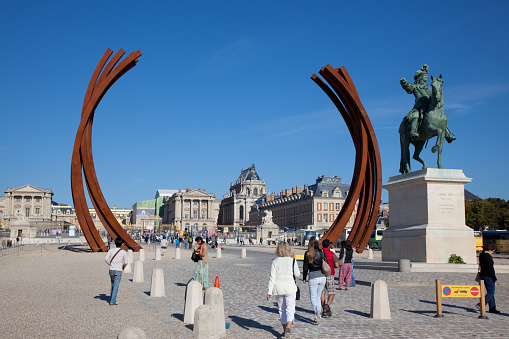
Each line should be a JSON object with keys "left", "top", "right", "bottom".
{"left": 1, "top": 243, "right": 508, "bottom": 338}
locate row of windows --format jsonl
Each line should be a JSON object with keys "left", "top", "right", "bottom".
{"left": 316, "top": 213, "right": 337, "bottom": 223}
{"left": 14, "top": 196, "right": 42, "bottom": 203}
{"left": 184, "top": 211, "right": 208, "bottom": 219}
{"left": 23, "top": 207, "right": 41, "bottom": 217}
{"left": 316, "top": 202, "right": 341, "bottom": 212}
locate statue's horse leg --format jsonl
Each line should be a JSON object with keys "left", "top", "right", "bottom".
{"left": 412, "top": 140, "right": 427, "bottom": 170}
{"left": 399, "top": 122, "right": 411, "bottom": 174}
{"left": 436, "top": 129, "right": 445, "bottom": 169}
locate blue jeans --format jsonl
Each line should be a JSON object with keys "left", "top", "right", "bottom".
{"left": 109, "top": 270, "right": 122, "bottom": 305}
{"left": 481, "top": 275, "right": 496, "bottom": 310}
{"left": 308, "top": 276, "right": 326, "bottom": 319}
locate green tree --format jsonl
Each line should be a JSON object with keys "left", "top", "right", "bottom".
{"left": 465, "top": 198, "right": 509, "bottom": 231}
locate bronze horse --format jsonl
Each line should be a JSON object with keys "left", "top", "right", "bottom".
{"left": 399, "top": 75, "right": 455, "bottom": 174}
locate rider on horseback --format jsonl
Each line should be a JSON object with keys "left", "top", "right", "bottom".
{"left": 400, "top": 64, "right": 431, "bottom": 140}
{"left": 400, "top": 64, "right": 456, "bottom": 142}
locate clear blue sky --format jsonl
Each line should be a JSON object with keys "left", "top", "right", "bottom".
{"left": 1, "top": 1, "right": 508, "bottom": 208}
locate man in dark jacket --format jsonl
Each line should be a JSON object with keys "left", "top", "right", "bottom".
{"left": 478, "top": 244, "right": 500, "bottom": 314}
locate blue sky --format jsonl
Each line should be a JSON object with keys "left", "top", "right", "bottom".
{"left": 1, "top": 1, "right": 508, "bottom": 208}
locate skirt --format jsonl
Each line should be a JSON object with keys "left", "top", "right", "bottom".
{"left": 193, "top": 261, "right": 209, "bottom": 288}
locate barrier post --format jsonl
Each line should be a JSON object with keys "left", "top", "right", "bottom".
{"left": 478, "top": 280, "right": 488, "bottom": 319}
{"left": 434, "top": 279, "right": 444, "bottom": 318}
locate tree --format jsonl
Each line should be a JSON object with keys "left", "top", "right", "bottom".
{"left": 465, "top": 198, "right": 509, "bottom": 231}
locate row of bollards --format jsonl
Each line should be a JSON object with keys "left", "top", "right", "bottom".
{"left": 183, "top": 281, "right": 226, "bottom": 338}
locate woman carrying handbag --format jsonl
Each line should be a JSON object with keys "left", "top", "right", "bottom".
{"left": 302, "top": 236, "right": 326, "bottom": 323}
{"left": 267, "top": 242, "right": 300, "bottom": 338}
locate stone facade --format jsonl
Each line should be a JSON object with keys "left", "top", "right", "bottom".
{"left": 249, "top": 175, "right": 354, "bottom": 231}
{"left": 219, "top": 164, "right": 266, "bottom": 227}
{"left": 163, "top": 188, "right": 220, "bottom": 233}
{"left": 2, "top": 185, "right": 53, "bottom": 229}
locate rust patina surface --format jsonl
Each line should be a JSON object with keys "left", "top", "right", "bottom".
{"left": 312, "top": 66, "right": 382, "bottom": 253}
{"left": 71, "top": 49, "right": 142, "bottom": 252}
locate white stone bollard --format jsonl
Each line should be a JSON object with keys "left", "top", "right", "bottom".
{"left": 368, "top": 248, "right": 374, "bottom": 260}
{"left": 150, "top": 268, "right": 166, "bottom": 297}
{"left": 128, "top": 249, "right": 134, "bottom": 264}
{"left": 184, "top": 280, "right": 204, "bottom": 324}
{"left": 117, "top": 326, "right": 147, "bottom": 339}
{"left": 133, "top": 260, "right": 144, "bottom": 283}
{"left": 399, "top": 259, "right": 411, "bottom": 273}
{"left": 123, "top": 262, "right": 132, "bottom": 273}
{"left": 175, "top": 247, "right": 181, "bottom": 260}
{"left": 193, "top": 305, "right": 219, "bottom": 339}
{"left": 240, "top": 248, "right": 246, "bottom": 259}
{"left": 205, "top": 287, "right": 226, "bottom": 337}
{"left": 216, "top": 247, "right": 222, "bottom": 258}
{"left": 155, "top": 248, "right": 162, "bottom": 261}
{"left": 139, "top": 249, "right": 145, "bottom": 262}
{"left": 370, "top": 280, "right": 391, "bottom": 319}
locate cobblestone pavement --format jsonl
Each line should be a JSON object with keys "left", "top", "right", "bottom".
{"left": 1, "top": 243, "right": 508, "bottom": 338}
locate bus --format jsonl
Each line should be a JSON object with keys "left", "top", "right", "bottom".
{"left": 368, "top": 229, "right": 384, "bottom": 249}
{"left": 474, "top": 231, "right": 483, "bottom": 252}
{"left": 481, "top": 230, "right": 509, "bottom": 253}
{"left": 296, "top": 230, "right": 319, "bottom": 246}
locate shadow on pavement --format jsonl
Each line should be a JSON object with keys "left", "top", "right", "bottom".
{"left": 94, "top": 294, "right": 110, "bottom": 303}
{"left": 419, "top": 299, "right": 478, "bottom": 313}
{"left": 229, "top": 315, "right": 280, "bottom": 337}
{"left": 175, "top": 283, "right": 187, "bottom": 287}
{"left": 172, "top": 313, "right": 184, "bottom": 321}
{"left": 57, "top": 245, "right": 93, "bottom": 253}
{"left": 344, "top": 310, "right": 370, "bottom": 317}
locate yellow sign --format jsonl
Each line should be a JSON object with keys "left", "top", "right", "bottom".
{"left": 441, "top": 285, "right": 480, "bottom": 298}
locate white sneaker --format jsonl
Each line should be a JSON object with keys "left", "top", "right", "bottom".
{"left": 316, "top": 311, "right": 321, "bottom": 323}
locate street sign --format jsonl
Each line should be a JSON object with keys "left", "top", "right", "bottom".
{"left": 442, "top": 285, "right": 481, "bottom": 298}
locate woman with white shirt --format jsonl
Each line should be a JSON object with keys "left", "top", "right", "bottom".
{"left": 267, "top": 242, "right": 300, "bottom": 339}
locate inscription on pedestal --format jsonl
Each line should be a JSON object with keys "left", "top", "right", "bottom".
{"left": 437, "top": 193, "right": 454, "bottom": 214}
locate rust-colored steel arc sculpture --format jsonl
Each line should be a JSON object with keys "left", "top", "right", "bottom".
{"left": 71, "top": 49, "right": 142, "bottom": 252}
{"left": 312, "top": 66, "right": 382, "bottom": 253}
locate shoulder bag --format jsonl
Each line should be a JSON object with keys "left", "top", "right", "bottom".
{"left": 475, "top": 255, "right": 481, "bottom": 283}
{"left": 338, "top": 248, "right": 345, "bottom": 266}
{"left": 293, "top": 258, "right": 300, "bottom": 300}
{"left": 321, "top": 250, "right": 331, "bottom": 276}
{"left": 108, "top": 248, "right": 123, "bottom": 265}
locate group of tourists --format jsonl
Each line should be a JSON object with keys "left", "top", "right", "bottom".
{"left": 267, "top": 236, "right": 354, "bottom": 338}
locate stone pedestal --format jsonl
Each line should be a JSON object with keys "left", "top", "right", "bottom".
{"left": 382, "top": 168, "right": 476, "bottom": 264}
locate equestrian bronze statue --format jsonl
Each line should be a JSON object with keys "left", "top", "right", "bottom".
{"left": 399, "top": 65, "right": 455, "bottom": 174}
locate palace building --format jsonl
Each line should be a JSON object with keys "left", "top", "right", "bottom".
{"left": 249, "top": 175, "right": 355, "bottom": 231}
{"left": 218, "top": 164, "right": 266, "bottom": 228}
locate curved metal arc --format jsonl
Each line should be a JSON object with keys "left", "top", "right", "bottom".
{"left": 72, "top": 49, "right": 142, "bottom": 252}
{"left": 313, "top": 65, "right": 381, "bottom": 253}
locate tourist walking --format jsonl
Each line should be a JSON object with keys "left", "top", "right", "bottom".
{"left": 104, "top": 237, "right": 128, "bottom": 305}
{"left": 302, "top": 236, "right": 326, "bottom": 323}
{"left": 160, "top": 237, "right": 168, "bottom": 256}
{"left": 337, "top": 240, "right": 354, "bottom": 290}
{"left": 320, "top": 239, "right": 339, "bottom": 317}
{"left": 477, "top": 243, "right": 500, "bottom": 313}
{"left": 267, "top": 242, "right": 300, "bottom": 338}
{"left": 192, "top": 236, "right": 209, "bottom": 289}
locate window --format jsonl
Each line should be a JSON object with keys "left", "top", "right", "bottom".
{"left": 324, "top": 214, "right": 328, "bottom": 222}
{"left": 322, "top": 191, "right": 329, "bottom": 197}
{"left": 323, "top": 203, "right": 328, "bottom": 211}
{"left": 336, "top": 203, "right": 341, "bottom": 210}
{"left": 35, "top": 197, "right": 41, "bottom": 203}
{"left": 15, "top": 197, "right": 21, "bottom": 203}
{"left": 317, "top": 213, "right": 322, "bottom": 222}
{"left": 193, "top": 211, "right": 198, "bottom": 219}
{"left": 202, "top": 211, "right": 206, "bottom": 219}
{"left": 254, "top": 188, "right": 258, "bottom": 195}
{"left": 66, "top": 210, "right": 70, "bottom": 214}
{"left": 202, "top": 201, "right": 206, "bottom": 206}
{"left": 26, "top": 197, "right": 31, "bottom": 202}
{"left": 25, "top": 208, "right": 30, "bottom": 217}
{"left": 35, "top": 208, "right": 40, "bottom": 215}
{"left": 246, "top": 188, "right": 250, "bottom": 196}
{"left": 317, "top": 203, "right": 322, "bottom": 211}
{"left": 185, "top": 213, "right": 189, "bottom": 219}
{"left": 194, "top": 201, "right": 198, "bottom": 206}
{"left": 334, "top": 191, "right": 340, "bottom": 198}
{"left": 240, "top": 206, "right": 244, "bottom": 219}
